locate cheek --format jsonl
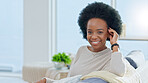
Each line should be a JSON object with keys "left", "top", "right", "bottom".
{"left": 87, "top": 35, "right": 90, "bottom": 40}
{"left": 102, "top": 34, "right": 108, "bottom": 40}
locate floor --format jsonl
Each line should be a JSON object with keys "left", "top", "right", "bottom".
{"left": 0, "top": 77, "right": 27, "bottom": 83}
{"left": 0, "top": 72, "right": 27, "bottom": 83}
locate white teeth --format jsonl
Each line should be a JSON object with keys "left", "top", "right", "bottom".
{"left": 92, "top": 41, "right": 100, "bottom": 44}
{"left": 93, "top": 42, "right": 97, "bottom": 43}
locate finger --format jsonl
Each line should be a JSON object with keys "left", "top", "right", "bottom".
{"left": 108, "top": 29, "right": 114, "bottom": 36}
{"left": 108, "top": 28, "right": 116, "bottom": 33}
{"left": 110, "top": 35, "right": 113, "bottom": 39}
{"left": 108, "top": 28, "right": 119, "bottom": 36}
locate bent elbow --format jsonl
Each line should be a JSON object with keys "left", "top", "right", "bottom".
{"left": 113, "top": 64, "right": 126, "bottom": 77}
{"left": 110, "top": 62, "right": 126, "bottom": 77}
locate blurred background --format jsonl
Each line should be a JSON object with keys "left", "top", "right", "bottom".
{"left": 0, "top": 0, "right": 148, "bottom": 82}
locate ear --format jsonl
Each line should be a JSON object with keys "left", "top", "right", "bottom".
{"left": 107, "top": 31, "right": 110, "bottom": 38}
{"left": 106, "top": 31, "right": 110, "bottom": 41}
{"left": 107, "top": 33, "right": 110, "bottom": 38}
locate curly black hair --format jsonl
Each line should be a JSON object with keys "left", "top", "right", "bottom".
{"left": 78, "top": 2, "right": 122, "bottom": 40}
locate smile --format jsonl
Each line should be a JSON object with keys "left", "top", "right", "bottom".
{"left": 91, "top": 41, "right": 100, "bottom": 45}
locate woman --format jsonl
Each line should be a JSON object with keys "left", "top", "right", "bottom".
{"left": 37, "top": 2, "right": 126, "bottom": 83}
{"left": 68, "top": 2, "right": 125, "bottom": 77}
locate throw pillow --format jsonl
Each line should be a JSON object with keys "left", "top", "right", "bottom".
{"left": 125, "top": 50, "right": 145, "bottom": 69}
{"left": 125, "top": 57, "right": 137, "bottom": 69}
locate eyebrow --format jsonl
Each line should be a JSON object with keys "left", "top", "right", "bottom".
{"left": 97, "top": 29, "right": 104, "bottom": 31}
{"left": 87, "top": 29, "right": 104, "bottom": 31}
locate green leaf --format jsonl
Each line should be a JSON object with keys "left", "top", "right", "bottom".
{"left": 52, "top": 52, "right": 72, "bottom": 64}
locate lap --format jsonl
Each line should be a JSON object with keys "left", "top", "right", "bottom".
{"left": 78, "top": 78, "right": 108, "bottom": 83}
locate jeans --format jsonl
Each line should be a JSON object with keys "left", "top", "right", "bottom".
{"left": 77, "top": 78, "right": 108, "bottom": 83}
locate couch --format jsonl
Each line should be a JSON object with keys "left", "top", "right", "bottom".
{"left": 22, "top": 50, "right": 148, "bottom": 83}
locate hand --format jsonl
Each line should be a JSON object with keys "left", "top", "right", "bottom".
{"left": 108, "top": 28, "right": 119, "bottom": 45}
{"left": 36, "top": 78, "right": 46, "bottom": 83}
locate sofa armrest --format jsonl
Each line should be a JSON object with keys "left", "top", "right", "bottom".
{"left": 45, "top": 67, "right": 69, "bottom": 80}
{"left": 136, "top": 61, "right": 148, "bottom": 83}
{"left": 22, "top": 62, "right": 54, "bottom": 82}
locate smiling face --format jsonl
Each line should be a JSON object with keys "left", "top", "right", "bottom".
{"left": 87, "top": 18, "right": 109, "bottom": 52}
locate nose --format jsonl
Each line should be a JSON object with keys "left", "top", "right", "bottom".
{"left": 91, "top": 33, "right": 98, "bottom": 39}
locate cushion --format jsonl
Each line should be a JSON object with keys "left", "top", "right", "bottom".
{"left": 78, "top": 78, "right": 108, "bottom": 83}
{"left": 125, "top": 50, "right": 145, "bottom": 69}
{"left": 125, "top": 57, "right": 137, "bottom": 69}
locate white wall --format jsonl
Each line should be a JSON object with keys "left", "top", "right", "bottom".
{"left": 24, "top": 0, "right": 50, "bottom": 64}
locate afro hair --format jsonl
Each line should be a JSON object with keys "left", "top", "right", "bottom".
{"left": 78, "top": 2, "right": 122, "bottom": 40}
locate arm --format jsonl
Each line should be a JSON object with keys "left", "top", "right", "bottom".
{"left": 67, "top": 46, "right": 83, "bottom": 77}
{"left": 36, "top": 78, "right": 46, "bottom": 83}
{"left": 110, "top": 52, "right": 126, "bottom": 76}
{"left": 36, "top": 77, "right": 55, "bottom": 83}
{"left": 108, "top": 28, "right": 126, "bottom": 76}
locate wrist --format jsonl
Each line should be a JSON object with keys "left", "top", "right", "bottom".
{"left": 111, "top": 42, "right": 117, "bottom": 45}
{"left": 111, "top": 43, "right": 119, "bottom": 50}
{"left": 42, "top": 77, "right": 47, "bottom": 83}
{"left": 112, "top": 46, "right": 119, "bottom": 52}
{"left": 43, "top": 78, "right": 46, "bottom": 83}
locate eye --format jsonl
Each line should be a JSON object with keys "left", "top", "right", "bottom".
{"left": 98, "top": 31, "right": 103, "bottom": 34}
{"left": 87, "top": 31, "right": 92, "bottom": 34}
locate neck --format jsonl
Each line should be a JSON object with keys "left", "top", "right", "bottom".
{"left": 88, "top": 46, "right": 107, "bottom": 52}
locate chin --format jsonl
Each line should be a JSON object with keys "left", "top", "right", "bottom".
{"left": 91, "top": 45, "right": 101, "bottom": 50}
{"left": 91, "top": 44, "right": 106, "bottom": 51}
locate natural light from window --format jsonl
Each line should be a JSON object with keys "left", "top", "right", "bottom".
{"left": 0, "top": 0, "right": 23, "bottom": 73}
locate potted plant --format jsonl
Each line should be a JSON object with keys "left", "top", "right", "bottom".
{"left": 52, "top": 52, "right": 71, "bottom": 70}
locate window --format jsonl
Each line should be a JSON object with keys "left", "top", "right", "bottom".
{"left": 56, "top": 0, "right": 148, "bottom": 60}
{"left": 116, "top": 0, "right": 148, "bottom": 37}
{"left": 116, "top": 0, "right": 148, "bottom": 59}
{"left": 0, "top": 0, "right": 23, "bottom": 72}
{"left": 57, "top": 0, "right": 111, "bottom": 54}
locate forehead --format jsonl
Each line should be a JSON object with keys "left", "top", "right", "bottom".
{"left": 87, "top": 18, "right": 108, "bottom": 30}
